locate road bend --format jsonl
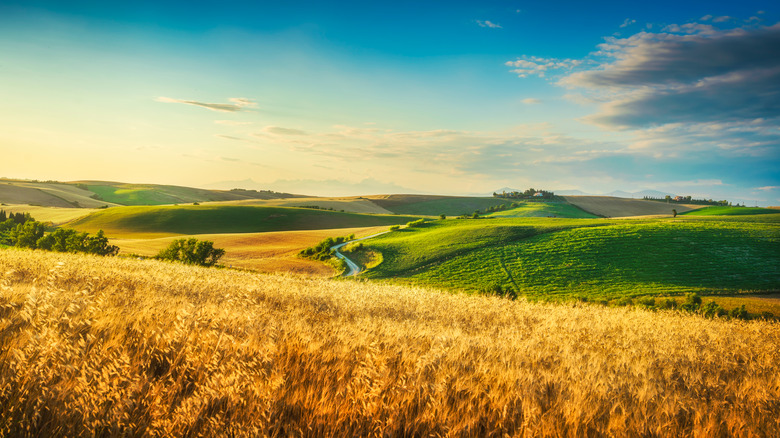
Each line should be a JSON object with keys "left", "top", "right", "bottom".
{"left": 330, "top": 230, "right": 391, "bottom": 276}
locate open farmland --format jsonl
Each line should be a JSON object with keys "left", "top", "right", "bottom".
{"left": 1, "top": 249, "right": 779, "bottom": 436}
{"left": 113, "top": 226, "right": 389, "bottom": 276}
{"left": 365, "top": 194, "right": 511, "bottom": 216}
{"left": 359, "top": 215, "right": 780, "bottom": 303}
{"left": 206, "top": 196, "right": 394, "bottom": 214}
{"left": 66, "top": 205, "right": 421, "bottom": 238}
{"left": 564, "top": 196, "right": 701, "bottom": 218}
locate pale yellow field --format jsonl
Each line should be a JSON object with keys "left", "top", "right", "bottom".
{"left": 564, "top": 195, "right": 701, "bottom": 218}
{"left": 0, "top": 181, "right": 118, "bottom": 208}
{"left": 112, "top": 226, "right": 389, "bottom": 276}
{"left": 1, "top": 249, "right": 779, "bottom": 436}
{"left": 204, "top": 196, "right": 393, "bottom": 214}
{"left": 1, "top": 204, "right": 97, "bottom": 225}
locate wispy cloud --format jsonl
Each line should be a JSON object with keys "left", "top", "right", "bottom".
{"left": 477, "top": 20, "right": 502, "bottom": 29}
{"left": 757, "top": 186, "right": 780, "bottom": 191}
{"left": 521, "top": 98, "right": 541, "bottom": 104}
{"left": 620, "top": 18, "right": 636, "bottom": 28}
{"left": 156, "top": 96, "right": 257, "bottom": 112}
{"left": 262, "top": 126, "right": 309, "bottom": 136}
{"left": 505, "top": 56, "right": 582, "bottom": 78}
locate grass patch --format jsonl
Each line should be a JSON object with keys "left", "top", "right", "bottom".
{"left": 370, "top": 195, "right": 512, "bottom": 216}
{"left": 485, "top": 201, "right": 597, "bottom": 219}
{"left": 681, "top": 206, "right": 779, "bottom": 216}
{"left": 67, "top": 205, "right": 421, "bottom": 237}
{"left": 361, "top": 215, "right": 780, "bottom": 300}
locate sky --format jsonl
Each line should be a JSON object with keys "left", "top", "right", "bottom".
{"left": 1, "top": 1, "right": 778, "bottom": 205}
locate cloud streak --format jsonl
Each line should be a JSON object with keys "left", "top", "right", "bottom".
{"left": 156, "top": 96, "right": 257, "bottom": 112}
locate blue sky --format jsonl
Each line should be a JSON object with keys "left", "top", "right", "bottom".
{"left": 1, "top": 1, "right": 778, "bottom": 205}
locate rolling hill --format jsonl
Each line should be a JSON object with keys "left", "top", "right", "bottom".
{"left": 359, "top": 214, "right": 780, "bottom": 299}
{"left": 0, "top": 179, "right": 306, "bottom": 208}
{"left": 66, "top": 205, "right": 422, "bottom": 237}
{"left": 563, "top": 196, "right": 701, "bottom": 218}
{"left": 365, "top": 194, "right": 512, "bottom": 216}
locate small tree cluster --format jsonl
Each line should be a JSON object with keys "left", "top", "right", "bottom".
{"left": 299, "top": 234, "right": 355, "bottom": 261}
{"left": 37, "top": 229, "right": 119, "bottom": 256}
{"left": 156, "top": 238, "right": 225, "bottom": 267}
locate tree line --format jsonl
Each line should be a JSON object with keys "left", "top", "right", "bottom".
{"left": 494, "top": 188, "right": 555, "bottom": 200}
{"left": 0, "top": 210, "right": 119, "bottom": 256}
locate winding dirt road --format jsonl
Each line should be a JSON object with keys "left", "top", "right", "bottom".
{"left": 331, "top": 231, "right": 391, "bottom": 276}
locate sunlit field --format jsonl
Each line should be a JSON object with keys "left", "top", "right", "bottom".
{"left": 2, "top": 249, "right": 779, "bottom": 436}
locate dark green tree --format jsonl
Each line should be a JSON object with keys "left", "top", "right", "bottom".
{"left": 156, "top": 238, "right": 225, "bottom": 267}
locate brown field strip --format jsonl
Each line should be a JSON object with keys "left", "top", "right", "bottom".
{"left": 203, "top": 197, "right": 394, "bottom": 214}
{"left": 564, "top": 195, "right": 701, "bottom": 218}
{"left": 112, "top": 225, "right": 390, "bottom": 276}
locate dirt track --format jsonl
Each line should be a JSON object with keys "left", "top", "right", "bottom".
{"left": 564, "top": 196, "right": 701, "bottom": 218}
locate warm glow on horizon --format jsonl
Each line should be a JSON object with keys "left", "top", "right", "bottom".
{"left": 1, "top": 1, "right": 778, "bottom": 205}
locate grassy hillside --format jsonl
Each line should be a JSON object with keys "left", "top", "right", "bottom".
{"left": 367, "top": 194, "right": 510, "bottom": 216}
{"left": 2, "top": 249, "right": 778, "bottom": 436}
{"left": 564, "top": 196, "right": 700, "bottom": 217}
{"left": 66, "top": 205, "right": 421, "bottom": 237}
{"left": 361, "top": 215, "right": 780, "bottom": 299}
{"left": 485, "top": 201, "right": 597, "bottom": 218}
{"left": 83, "top": 182, "right": 298, "bottom": 206}
{"left": 682, "top": 206, "right": 778, "bottom": 216}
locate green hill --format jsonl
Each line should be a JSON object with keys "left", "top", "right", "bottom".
{"left": 66, "top": 205, "right": 422, "bottom": 237}
{"left": 367, "top": 195, "right": 511, "bottom": 216}
{"left": 360, "top": 215, "right": 780, "bottom": 299}
{"left": 681, "top": 206, "right": 778, "bottom": 216}
{"left": 485, "top": 201, "right": 597, "bottom": 218}
{"left": 80, "top": 182, "right": 302, "bottom": 206}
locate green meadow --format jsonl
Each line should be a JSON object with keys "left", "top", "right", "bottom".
{"left": 485, "top": 201, "right": 597, "bottom": 218}
{"left": 682, "top": 206, "right": 779, "bottom": 216}
{"left": 360, "top": 215, "right": 780, "bottom": 300}
{"left": 67, "top": 205, "right": 421, "bottom": 237}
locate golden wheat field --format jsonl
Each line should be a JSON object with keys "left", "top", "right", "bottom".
{"left": 1, "top": 249, "right": 779, "bottom": 437}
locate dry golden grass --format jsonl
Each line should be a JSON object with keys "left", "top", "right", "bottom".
{"left": 112, "top": 226, "right": 389, "bottom": 276}
{"left": 1, "top": 249, "right": 779, "bottom": 437}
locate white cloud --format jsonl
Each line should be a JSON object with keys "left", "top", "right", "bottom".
{"left": 757, "top": 186, "right": 780, "bottom": 191}
{"left": 477, "top": 20, "right": 502, "bottom": 29}
{"left": 521, "top": 98, "right": 541, "bottom": 104}
{"left": 505, "top": 56, "right": 582, "bottom": 78}
{"left": 620, "top": 19, "right": 636, "bottom": 28}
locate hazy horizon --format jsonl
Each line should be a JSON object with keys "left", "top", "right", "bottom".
{"left": 2, "top": 1, "right": 778, "bottom": 206}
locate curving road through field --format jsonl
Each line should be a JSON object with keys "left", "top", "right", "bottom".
{"left": 330, "top": 230, "right": 391, "bottom": 276}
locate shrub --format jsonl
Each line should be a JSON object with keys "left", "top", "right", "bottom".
{"left": 406, "top": 219, "right": 427, "bottom": 228}
{"left": 729, "top": 305, "right": 749, "bottom": 320}
{"left": 701, "top": 301, "right": 727, "bottom": 318}
{"left": 156, "top": 238, "right": 225, "bottom": 267}
{"left": 389, "top": 225, "right": 400, "bottom": 231}
{"left": 680, "top": 293, "right": 702, "bottom": 312}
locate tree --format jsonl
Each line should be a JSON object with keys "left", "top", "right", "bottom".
{"left": 156, "top": 238, "right": 225, "bottom": 267}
